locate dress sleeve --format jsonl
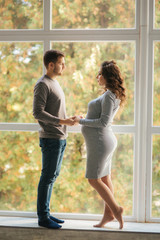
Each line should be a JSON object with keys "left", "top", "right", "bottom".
{"left": 33, "top": 82, "right": 60, "bottom": 124}
{"left": 79, "top": 93, "right": 115, "bottom": 128}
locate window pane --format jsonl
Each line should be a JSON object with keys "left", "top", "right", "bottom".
{"left": 153, "top": 42, "right": 160, "bottom": 126}
{"left": 0, "top": 132, "right": 41, "bottom": 211}
{"left": 51, "top": 42, "right": 135, "bottom": 125}
{"left": 155, "top": 0, "right": 160, "bottom": 29}
{"left": 0, "top": 0, "right": 43, "bottom": 29}
{"left": 0, "top": 42, "right": 43, "bottom": 123}
{"left": 0, "top": 132, "right": 133, "bottom": 216}
{"left": 52, "top": 0, "right": 135, "bottom": 29}
{"left": 152, "top": 135, "right": 160, "bottom": 217}
{"left": 112, "top": 134, "right": 133, "bottom": 216}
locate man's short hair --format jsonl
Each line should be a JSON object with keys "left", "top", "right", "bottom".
{"left": 43, "top": 50, "right": 65, "bottom": 69}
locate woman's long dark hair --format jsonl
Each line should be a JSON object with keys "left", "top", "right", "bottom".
{"left": 101, "top": 60, "right": 126, "bottom": 106}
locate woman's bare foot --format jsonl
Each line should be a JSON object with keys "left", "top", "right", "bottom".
{"left": 114, "top": 206, "right": 124, "bottom": 229}
{"left": 93, "top": 214, "right": 114, "bottom": 228}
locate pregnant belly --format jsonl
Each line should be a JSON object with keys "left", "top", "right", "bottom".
{"left": 81, "top": 125, "right": 112, "bottom": 135}
{"left": 81, "top": 125, "right": 117, "bottom": 154}
{"left": 81, "top": 125, "right": 97, "bottom": 137}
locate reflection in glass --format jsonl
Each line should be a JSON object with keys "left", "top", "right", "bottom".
{"left": 52, "top": 0, "right": 135, "bottom": 29}
{"left": 155, "top": 0, "right": 160, "bottom": 29}
{"left": 0, "top": 0, "right": 43, "bottom": 29}
{"left": 153, "top": 42, "right": 160, "bottom": 126}
{"left": 0, "top": 42, "right": 43, "bottom": 123}
{"left": 0, "top": 132, "right": 133, "bottom": 216}
{"left": 152, "top": 135, "right": 160, "bottom": 217}
{"left": 52, "top": 42, "right": 135, "bottom": 125}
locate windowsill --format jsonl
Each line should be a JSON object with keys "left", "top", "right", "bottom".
{"left": 0, "top": 216, "right": 160, "bottom": 234}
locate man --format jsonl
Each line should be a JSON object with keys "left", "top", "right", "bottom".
{"left": 33, "top": 50, "right": 75, "bottom": 229}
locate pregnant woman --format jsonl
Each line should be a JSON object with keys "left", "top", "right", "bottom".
{"left": 74, "top": 60, "right": 126, "bottom": 229}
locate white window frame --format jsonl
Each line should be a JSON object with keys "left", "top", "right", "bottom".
{"left": 0, "top": 0, "right": 159, "bottom": 223}
{"left": 145, "top": 0, "right": 160, "bottom": 223}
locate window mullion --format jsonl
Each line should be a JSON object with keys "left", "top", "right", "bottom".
{"left": 136, "top": 0, "right": 149, "bottom": 222}
{"left": 145, "top": 36, "right": 154, "bottom": 221}
{"left": 43, "top": 0, "right": 52, "bottom": 74}
{"left": 149, "top": 0, "right": 154, "bottom": 32}
{"left": 43, "top": 0, "right": 52, "bottom": 32}
{"left": 133, "top": 38, "right": 140, "bottom": 220}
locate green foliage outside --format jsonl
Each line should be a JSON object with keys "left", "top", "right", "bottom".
{"left": 152, "top": 135, "right": 160, "bottom": 217}
{"left": 0, "top": 0, "right": 43, "bottom": 29}
{"left": 0, "top": 132, "right": 40, "bottom": 211}
{"left": 0, "top": 0, "right": 135, "bottom": 30}
{"left": 0, "top": 0, "right": 159, "bottom": 218}
{"left": 155, "top": 0, "right": 160, "bottom": 28}
{"left": 0, "top": 42, "right": 43, "bottom": 122}
{"left": 153, "top": 42, "right": 160, "bottom": 126}
{"left": 52, "top": 0, "right": 135, "bottom": 29}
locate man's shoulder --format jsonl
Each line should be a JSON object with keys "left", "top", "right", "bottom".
{"left": 33, "top": 76, "right": 48, "bottom": 94}
{"left": 34, "top": 76, "right": 61, "bottom": 95}
{"left": 35, "top": 75, "right": 53, "bottom": 88}
{"left": 36, "top": 75, "right": 48, "bottom": 84}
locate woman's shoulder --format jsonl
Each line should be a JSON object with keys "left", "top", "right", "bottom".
{"left": 103, "top": 90, "right": 116, "bottom": 101}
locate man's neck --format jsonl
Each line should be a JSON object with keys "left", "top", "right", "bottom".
{"left": 46, "top": 71, "right": 57, "bottom": 80}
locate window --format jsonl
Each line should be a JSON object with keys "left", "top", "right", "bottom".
{"left": 150, "top": 40, "right": 160, "bottom": 219}
{"left": 0, "top": 0, "right": 159, "bottom": 223}
{"left": 0, "top": 131, "right": 40, "bottom": 211}
{"left": 0, "top": 42, "right": 43, "bottom": 123}
{"left": 153, "top": 41, "right": 160, "bottom": 126}
{"left": 152, "top": 135, "right": 160, "bottom": 217}
{"left": 52, "top": 0, "right": 135, "bottom": 29}
{"left": 0, "top": 0, "right": 43, "bottom": 29}
{"left": 154, "top": 0, "right": 160, "bottom": 29}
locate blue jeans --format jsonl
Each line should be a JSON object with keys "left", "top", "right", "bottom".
{"left": 37, "top": 138, "right": 66, "bottom": 221}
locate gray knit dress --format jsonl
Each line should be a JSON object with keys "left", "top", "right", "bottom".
{"left": 79, "top": 90, "right": 120, "bottom": 179}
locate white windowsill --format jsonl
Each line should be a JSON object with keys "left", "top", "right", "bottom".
{"left": 0, "top": 216, "right": 160, "bottom": 234}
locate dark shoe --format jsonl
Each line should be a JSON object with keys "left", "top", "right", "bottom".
{"left": 49, "top": 215, "right": 65, "bottom": 224}
{"left": 38, "top": 218, "right": 62, "bottom": 229}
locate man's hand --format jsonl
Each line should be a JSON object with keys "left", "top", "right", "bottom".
{"left": 59, "top": 118, "right": 75, "bottom": 126}
{"left": 60, "top": 116, "right": 83, "bottom": 126}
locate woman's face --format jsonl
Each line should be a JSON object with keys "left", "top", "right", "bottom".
{"left": 96, "top": 68, "right": 106, "bottom": 86}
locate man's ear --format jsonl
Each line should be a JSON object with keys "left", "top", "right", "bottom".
{"left": 48, "top": 62, "right": 55, "bottom": 70}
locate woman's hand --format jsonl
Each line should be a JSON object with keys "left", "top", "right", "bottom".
{"left": 60, "top": 116, "right": 83, "bottom": 126}
{"left": 71, "top": 115, "right": 83, "bottom": 124}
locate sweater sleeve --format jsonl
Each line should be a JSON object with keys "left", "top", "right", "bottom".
{"left": 33, "top": 82, "right": 60, "bottom": 124}
{"left": 79, "top": 93, "right": 114, "bottom": 128}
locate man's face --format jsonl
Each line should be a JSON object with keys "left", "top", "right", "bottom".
{"left": 53, "top": 56, "right": 65, "bottom": 76}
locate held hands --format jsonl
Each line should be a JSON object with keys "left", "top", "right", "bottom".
{"left": 60, "top": 116, "right": 83, "bottom": 126}
{"left": 71, "top": 116, "right": 83, "bottom": 125}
